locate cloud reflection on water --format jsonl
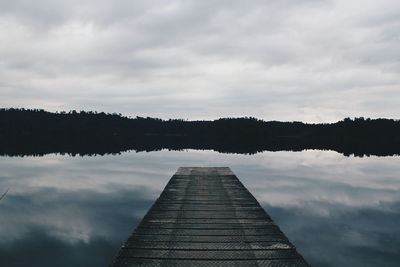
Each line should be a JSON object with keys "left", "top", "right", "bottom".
{"left": 265, "top": 201, "right": 400, "bottom": 267}
{"left": 0, "top": 150, "right": 399, "bottom": 266}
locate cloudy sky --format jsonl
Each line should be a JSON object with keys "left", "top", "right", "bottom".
{"left": 0, "top": 0, "right": 399, "bottom": 122}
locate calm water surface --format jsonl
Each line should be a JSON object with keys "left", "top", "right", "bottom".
{"left": 0, "top": 150, "right": 399, "bottom": 266}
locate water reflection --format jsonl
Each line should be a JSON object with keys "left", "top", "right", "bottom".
{"left": 0, "top": 150, "right": 399, "bottom": 266}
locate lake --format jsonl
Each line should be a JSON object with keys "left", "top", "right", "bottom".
{"left": 0, "top": 149, "right": 399, "bottom": 266}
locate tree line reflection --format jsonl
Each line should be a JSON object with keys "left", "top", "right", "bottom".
{"left": 1, "top": 108, "right": 399, "bottom": 157}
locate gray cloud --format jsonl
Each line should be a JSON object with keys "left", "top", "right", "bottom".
{"left": 0, "top": 0, "right": 399, "bottom": 121}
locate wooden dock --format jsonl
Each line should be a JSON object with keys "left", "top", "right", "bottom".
{"left": 111, "top": 167, "right": 309, "bottom": 266}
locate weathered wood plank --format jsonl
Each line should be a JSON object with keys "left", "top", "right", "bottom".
{"left": 111, "top": 167, "right": 309, "bottom": 266}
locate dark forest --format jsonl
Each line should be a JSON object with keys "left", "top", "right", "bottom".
{"left": 1, "top": 108, "right": 399, "bottom": 157}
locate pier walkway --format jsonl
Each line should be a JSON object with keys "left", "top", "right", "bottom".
{"left": 111, "top": 167, "right": 309, "bottom": 266}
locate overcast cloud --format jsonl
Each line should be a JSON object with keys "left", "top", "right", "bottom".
{"left": 0, "top": 0, "right": 399, "bottom": 122}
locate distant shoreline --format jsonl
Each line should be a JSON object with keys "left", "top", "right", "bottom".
{"left": 1, "top": 108, "right": 399, "bottom": 157}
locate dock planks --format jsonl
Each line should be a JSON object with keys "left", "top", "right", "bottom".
{"left": 111, "top": 167, "right": 309, "bottom": 266}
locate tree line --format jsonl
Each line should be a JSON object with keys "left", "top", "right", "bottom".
{"left": 1, "top": 108, "right": 399, "bottom": 157}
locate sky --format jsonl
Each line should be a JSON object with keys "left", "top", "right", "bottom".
{"left": 0, "top": 0, "right": 399, "bottom": 122}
